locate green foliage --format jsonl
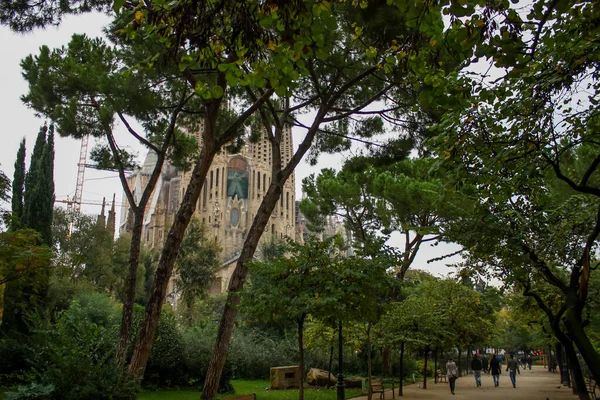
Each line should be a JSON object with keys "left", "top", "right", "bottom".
{"left": 3, "top": 124, "right": 54, "bottom": 334}
{"left": 0, "top": 165, "right": 10, "bottom": 210}
{"left": 9, "top": 139, "right": 26, "bottom": 231}
{"left": 379, "top": 277, "right": 496, "bottom": 353}
{"left": 0, "top": 229, "right": 54, "bottom": 334}
{"left": 4, "top": 382, "right": 55, "bottom": 400}
{"left": 228, "top": 328, "right": 297, "bottom": 380}
{"left": 175, "top": 218, "right": 221, "bottom": 314}
{"left": 301, "top": 158, "right": 471, "bottom": 281}
{"left": 145, "top": 311, "right": 186, "bottom": 386}
{"left": 414, "top": 359, "right": 434, "bottom": 378}
{"left": 22, "top": 124, "right": 54, "bottom": 246}
{"left": 52, "top": 209, "right": 133, "bottom": 298}
{"left": 3, "top": 292, "right": 139, "bottom": 400}
{"left": 244, "top": 236, "right": 391, "bottom": 327}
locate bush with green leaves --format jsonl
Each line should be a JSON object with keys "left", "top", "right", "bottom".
{"left": 143, "top": 307, "right": 187, "bottom": 388}
{"left": 181, "top": 323, "right": 233, "bottom": 392}
{"left": 228, "top": 328, "right": 297, "bottom": 380}
{"left": 4, "top": 292, "right": 139, "bottom": 400}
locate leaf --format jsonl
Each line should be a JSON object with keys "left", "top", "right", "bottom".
{"left": 113, "top": 0, "right": 126, "bottom": 13}
{"left": 210, "top": 85, "right": 224, "bottom": 99}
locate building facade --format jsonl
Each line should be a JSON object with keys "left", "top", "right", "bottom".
{"left": 119, "top": 126, "right": 297, "bottom": 295}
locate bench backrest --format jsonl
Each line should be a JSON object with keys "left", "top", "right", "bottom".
{"left": 220, "top": 394, "right": 257, "bottom": 400}
{"left": 370, "top": 379, "right": 384, "bottom": 392}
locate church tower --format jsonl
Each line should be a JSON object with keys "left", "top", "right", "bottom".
{"left": 119, "top": 113, "right": 299, "bottom": 294}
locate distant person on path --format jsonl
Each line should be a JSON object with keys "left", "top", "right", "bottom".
{"left": 446, "top": 358, "right": 459, "bottom": 395}
{"left": 506, "top": 354, "right": 521, "bottom": 387}
{"left": 490, "top": 354, "right": 502, "bottom": 387}
{"left": 482, "top": 355, "right": 489, "bottom": 374}
{"left": 526, "top": 355, "right": 533, "bottom": 370}
{"left": 471, "top": 354, "right": 483, "bottom": 387}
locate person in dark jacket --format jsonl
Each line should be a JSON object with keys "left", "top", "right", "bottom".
{"left": 481, "top": 355, "right": 489, "bottom": 374}
{"left": 471, "top": 354, "right": 483, "bottom": 387}
{"left": 506, "top": 354, "right": 521, "bottom": 387}
{"left": 526, "top": 355, "right": 533, "bottom": 370}
{"left": 490, "top": 355, "right": 502, "bottom": 387}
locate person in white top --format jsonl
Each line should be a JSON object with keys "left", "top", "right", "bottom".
{"left": 446, "top": 358, "right": 459, "bottom": 395}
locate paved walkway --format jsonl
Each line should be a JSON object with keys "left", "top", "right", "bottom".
{"left": 350, "top": 366, "right": 577, "bottom": 400}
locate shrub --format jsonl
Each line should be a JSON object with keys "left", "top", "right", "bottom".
{"left": 181, "top": 323, "right": 233, "bottom": 392}
{"left": 4, "top": 383, "right": 54, "bottom": 400}
{"left": 144, "top": 307, "right": 187, "bottom": 388}
{"left": 5, "top": 292, "right": 139, "bottom": 400}
{"left": 228, "top": 328, "right": 297, "bottom": 380}
{"left": 414, "top": 358, "right": 434, "bottom": 378}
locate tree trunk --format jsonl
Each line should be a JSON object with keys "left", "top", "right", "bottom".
{"left": 457, "top": 346, "right": 462, "bottom": 377}
{"left": 399, "top": 341, "right": 405, "bottom": 397}
{"left": 562, "top": 338, "right": 587, "bottom": 400}
{"left": 367, "top": 323, "right": 372, "bottom": 400}
{"left": 564, "top": 307, "right": 600, "bottom": 384}
{"left": 201, "top": 107, "right": 327, "bottom": 399}
{"left": 556, "top": 343, "right": 569, "bottom": 385}
{"left": 423, "top": 345, "right": 429, "bottom": 389}
{"left": 434, "top": 347, "right": 438, "bottom": 384}
{"left": 128, "top": 138, "right": 218, "bottom": 378}
{"left": 383, "top": 348, "right": 392, "bottom": 377}
{"left": 466, "top": 346, "right": 471, "bottom": 375}
{"left": 298, "top": 315, "right": 305, "bottom": 400}
{"left": 116, "top": 210, "right": 144, "bottom": 362}
{"left": 201, "top": 183, "right": 283, "bottom": 399}
{"left": 550, "top": 318, "right": 588, "bottom": 400}
{"left": 328, "top": 335, "right": 334, "bottom": 389}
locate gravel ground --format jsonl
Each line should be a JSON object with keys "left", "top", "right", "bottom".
{"left": 350, "top": 365, "right": 577, "bottom": 400}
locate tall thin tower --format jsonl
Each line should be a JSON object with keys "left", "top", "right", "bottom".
{"left": 68, "top": 135, "right": 90, "bottom": 213}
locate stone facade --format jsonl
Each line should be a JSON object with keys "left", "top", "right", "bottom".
{"left": 119, "top": 125, "right": 297, "bottom": 296}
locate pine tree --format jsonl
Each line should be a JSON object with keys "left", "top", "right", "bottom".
{"left": 10, "top": 138, "right": 26, "bottom": 231}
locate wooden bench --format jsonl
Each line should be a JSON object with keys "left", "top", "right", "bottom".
{"left": 587, "top": 378, "right": 597, "bottom": 400}
{"left": 220, "top": 394, "right": 257, "bottom": 400}
{"left": 370, "top": 378, "right": 386, "bottom": 400}
{"left": 436, "top": 369, "right": 447, "bottom": 383}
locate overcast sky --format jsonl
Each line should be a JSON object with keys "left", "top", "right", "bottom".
{"left": 0, "top": 12, "right": 462, "bottom": 277}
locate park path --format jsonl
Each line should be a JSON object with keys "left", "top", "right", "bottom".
{"left": 349, "top": 365, "right": 576, "bottom": 400}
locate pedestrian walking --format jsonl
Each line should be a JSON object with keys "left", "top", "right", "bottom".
{"left": 490, "top": 354, "right": 502, "bottom": 387}
{"left": 526, "top": 355, "right": 533, "bottom": 370}
{"left": 446, "top": 358, "right": 459, "bottom": 395}
{"left": 507, "top": 353, "right": 521, "bottom": 387}
{"left": 471, "top": 354, "right": 483, "bottom": 387}
{"left": 482, "top": 355, "right": 489, "bottom": 374}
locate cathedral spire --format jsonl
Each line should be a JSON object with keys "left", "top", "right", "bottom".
{"left": 107, "top": 193, "right": 116, "bottom": 237}
{"left": 97, "top": 197, "right": 107, "bottom": 228}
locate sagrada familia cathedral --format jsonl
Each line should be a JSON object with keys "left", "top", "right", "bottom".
{"left": 118, "top": 125, "right": 322, "bottom": 296}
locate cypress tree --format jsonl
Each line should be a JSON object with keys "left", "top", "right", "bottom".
{"left": 10, "top": 138, "right": 26, "bottom": 231}
{"left": 1, "top": 125, "right": 54, "bottom": 334}
{"left": 22, "top": 124, "right": 47, "bottom": 232}
{"left": 36, "top": 126, "right": 54, "bottom": 246}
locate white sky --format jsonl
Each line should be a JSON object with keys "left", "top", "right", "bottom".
{"left": 0, "top": 12, "right": 462, "bottom": 277}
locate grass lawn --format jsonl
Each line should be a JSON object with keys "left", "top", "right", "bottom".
{"left": 138, "top": 380, "right": 364, "bottom": 400}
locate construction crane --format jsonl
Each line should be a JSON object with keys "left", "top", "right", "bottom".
{"left": 67, "top": 135, "right": 90, "bottom": 214}
{"left": 55, "top": 199, "right": 108, "bottom": 207}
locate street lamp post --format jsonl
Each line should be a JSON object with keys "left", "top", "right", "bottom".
{"left": 337, "top": 319, "right": 345, "bottom": 400}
